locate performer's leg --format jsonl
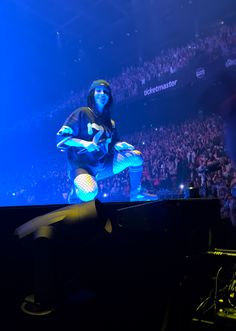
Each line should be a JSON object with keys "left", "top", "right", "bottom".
{"left": 112, "top": 150, "right": 143, "bottom": 175}
{"left": 97, "top": 150, "right": 143, "bottom": 193}
{"left": 112, "top": 150, "right": 157, "bottom": 201}
{"left": 71, "top": 169, "right": 98, "bottom": 202}
{"left": 96, "top": 150, "right": 156, "bottom": 201}
{"left": 112, "top": 150, "right": 144, "bottom": 194}
{"left": 96, "top": 150, "right": 143, "bottom": 182}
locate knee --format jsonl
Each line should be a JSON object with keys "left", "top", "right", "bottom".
{"left": 75, "top": 186, "right": 98, "bottom": 202}
{"left": 74, "top": 175, "right": 98, "bottom": 202}
{"left": 81, "top": 190, "right": 98, "bottom": 201}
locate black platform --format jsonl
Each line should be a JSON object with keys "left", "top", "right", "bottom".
{"left": 1, "top": 198, "right": 235, "bottom": 330}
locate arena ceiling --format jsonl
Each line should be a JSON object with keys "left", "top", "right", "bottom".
{"left": 8, "top": 0, "right": 236, "bottom": 67}
{"left": 3, "top": 0, "right": 236, "bottom": 113}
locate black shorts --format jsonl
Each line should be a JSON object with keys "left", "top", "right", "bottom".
{"left": 68, "top": 154, "right": 114, "bottom": 181}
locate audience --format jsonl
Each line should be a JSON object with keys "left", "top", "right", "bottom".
{"left": 46, "top": 23, "right": 236, "bottom": 118}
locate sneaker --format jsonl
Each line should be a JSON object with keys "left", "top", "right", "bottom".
{"left": 130, "top": 188, "right": 158, "bottom": 202}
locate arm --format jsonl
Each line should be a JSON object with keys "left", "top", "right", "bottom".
{"left": 56, "top": 124, "right": 99, "bottom": 152}
{"left": 64, "top": 137, "right": 100, "bottom": 152}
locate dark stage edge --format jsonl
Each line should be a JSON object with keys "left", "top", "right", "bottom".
{"left": 1, "top": 198, "right": 236, "bottom": 331}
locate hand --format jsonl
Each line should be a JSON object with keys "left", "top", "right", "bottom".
{"left": 83, "top": 141, "right": 100, "bottom": 152}
{"left": 115, "top": 142, "right": 135, "bottom": 151}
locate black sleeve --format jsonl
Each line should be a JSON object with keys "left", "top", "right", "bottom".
{"left": 56, "top": 108, "right": 86, "bottom": 150}
{"left": 112, "top": 126, "right": 119, "bottom": 144}
{"left": 110, "top": 119, "right": 120, "bottom": 149}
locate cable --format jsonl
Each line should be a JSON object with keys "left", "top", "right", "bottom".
{"left": 214, "top": 266, "right": 223, "bottom": 314}
{"left": 227, "top": 263, "right": 236, "bottom": 309}
{"left": 195, "top": 289, "right": 213, "bottom": 312}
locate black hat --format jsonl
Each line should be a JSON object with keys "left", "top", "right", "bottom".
{"left": 89, "top": 79, "right": 111, "bottom": 93}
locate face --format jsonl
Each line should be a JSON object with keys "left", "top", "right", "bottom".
{"left": 94, "top": 86, "right": 110, "bottom": 110}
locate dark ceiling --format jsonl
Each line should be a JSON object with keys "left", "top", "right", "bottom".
{"left": 8, "top": 0, "right": 236, "bottom": 69}
{"left": 2, "top": 0, "right": 236, "bottom": 115}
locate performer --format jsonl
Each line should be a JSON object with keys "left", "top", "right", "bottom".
{"left": 57, "top": 79, "right": 157, "bottom": 203}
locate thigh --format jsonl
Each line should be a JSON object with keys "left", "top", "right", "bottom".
{"left": 69, "top": 167, "right": 95, "bottom": 181}
{"left": 112, "top": 150, "right": 143, "bottom": 175}
{"left": 96, "top": 156, "right": 114, "bottom": 181}
{"left": 96, "top": 150, "right": 143, "bottom": 181}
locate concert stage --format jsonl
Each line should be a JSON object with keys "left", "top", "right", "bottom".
{"left": 0, "top": 198, "right": 235, "bottom": 330}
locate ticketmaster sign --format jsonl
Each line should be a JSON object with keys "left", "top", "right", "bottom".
{"left": 144, "top": 80, "right": 178, "bottom": 97}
